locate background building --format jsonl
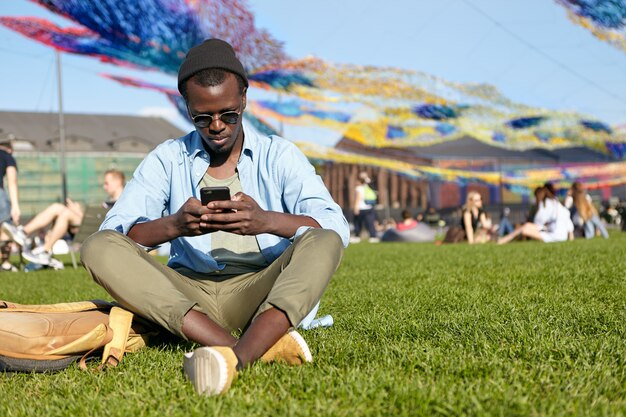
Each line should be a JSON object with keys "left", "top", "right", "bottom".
{"left": 0, "top": 110, "right": 185, "bottom": 217}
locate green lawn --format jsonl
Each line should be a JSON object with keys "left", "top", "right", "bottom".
{"left": 1, "top": 234, "right": 625, "bottom": 416}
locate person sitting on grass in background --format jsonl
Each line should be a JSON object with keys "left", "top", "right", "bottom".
{"left": 1, "top": 169, "right": 125, "bottom": 266}
{"left": 498, "top": 185, "right": 574, "bottom": 244}
{"left": 79, "top": 39, "right": 349, "bottom": 396}
{"left": 497, "top": 207, "right": 514, "bottom": 237}
{"left": 424, "top": 206, "right": 441, "bottom": 227}
{"left": 463, "top": 191, "right": 492, "bottom": 244}
{"left": 0, "top": 141, "right": 21, "bottom": 272}
{"left": 569, "top": 181, "right": 609, "bottom": 239}
{"left": 396, "top": 209, "right": 418, "bottom": 231}
{"left": 375, "top": 217, "right": 396, "bottom": 234}
{"left": 599, "top": 201, "right": 619, "bottom": 226}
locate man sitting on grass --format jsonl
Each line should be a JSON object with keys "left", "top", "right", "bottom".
{"left": 80, "top": 39, "right": 349, "bottom": 396}
{"left": 2, "top": 169, "right": 125, "bottom": 267}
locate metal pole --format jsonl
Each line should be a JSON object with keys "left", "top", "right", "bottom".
{"left": 56, "top": 50, "right": 68, "bottom": 203}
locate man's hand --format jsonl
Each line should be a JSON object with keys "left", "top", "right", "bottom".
{"left": 129, "top": 192, "right": 320, "bottom": 247}
{"left": 201, "top": 192, "right": 321, "bottom": 238}
{"left": 173, "top": 197, "right": 213, "bottom": 236}
{"left": 200, "top": 192, "right": 270, "bottom": 236}
{"left": 128, "top": 197, "right": 213, "bottom": 246}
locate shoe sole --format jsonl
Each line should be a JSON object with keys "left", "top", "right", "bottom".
{"left": 183, "top": 347, "right": 228, "bottom": 395}
{"left": 48, "top": 259, "right": 65, "bottom": 270}
{"left": 22, "top": 251, "right": 51, "bottom": 266}
{"left": 1, "top": 224, "right": 24, "bottom": 247}
{"left": 289, "top": 331, "right": 313, "bottom": 363}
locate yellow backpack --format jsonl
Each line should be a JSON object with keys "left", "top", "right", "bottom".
{"left": 0, "top": 299, "right": 158, "bottom": 372}
{"left": 363, "top": 184, "right": 378, "bottom": 205}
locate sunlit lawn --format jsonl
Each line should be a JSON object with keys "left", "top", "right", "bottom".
{"left": 1, "top": 232, "right": 625, "bottom": 416}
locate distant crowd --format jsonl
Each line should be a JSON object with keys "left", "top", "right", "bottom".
{"left": 349, "top": 172, "right": 622, "bottom": 245}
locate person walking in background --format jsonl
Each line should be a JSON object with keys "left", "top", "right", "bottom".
{"left": 569, "top": 181, "right": 609, "bottom": 239}
{"left": 2, "top": 169, "right": 125, "bottom": 266}
{"left": 351, "top": 171, "right": 379, "bottom": 243}
{"left": 0, "top": 141, "right": 20, "bottom": 272}
{"left": 498, "top": 185, "right": 573, "bottom": 244}
{"left": 463, "top": 191, "right": 492, "bottom": 244}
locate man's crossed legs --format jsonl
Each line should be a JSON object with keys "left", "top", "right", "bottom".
{"left": 81, "top": 228, "right": 344, "bottom": 395}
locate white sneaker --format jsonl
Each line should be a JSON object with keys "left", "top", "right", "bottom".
{"left": 368, "top": 237, "right": 380, "bottom": 243}
{"left": 1, "top": 223, "right": 27, "bottom": 247}
{"left": 22, "top": 245, "right": 52, "bottom": 266}
{"left": 183, "top": 346, "right": 238, "bottom": 396}
{"left": 349, "top": 236, "right": 361, "bottom": 244}
{"left": 48, "top": 258, "right": 65, "bottom": 270}
{"left": 0, "top": 262, "right": 18, "bottom": 272}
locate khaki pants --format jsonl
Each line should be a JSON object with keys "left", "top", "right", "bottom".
{"left": 81, "top": 229, "right": 344, "bottom": 338}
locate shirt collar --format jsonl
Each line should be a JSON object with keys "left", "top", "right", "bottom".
{"left": 187, "top": 131, "right": 205, "bottom": 160}
{"left": 240, "top": 120, "right": 257, "bottom": 162}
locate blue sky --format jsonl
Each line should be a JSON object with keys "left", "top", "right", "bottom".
{"left": 1, "top": 0, "right": 626, "bottom": 135}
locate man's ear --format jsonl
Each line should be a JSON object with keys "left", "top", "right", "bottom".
{"left": 242, "top": 89, "right": 247, "bottom": 110}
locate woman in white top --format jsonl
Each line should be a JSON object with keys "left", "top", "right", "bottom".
{"left": 498, "top": 185, "right": 573, "bottom": 244}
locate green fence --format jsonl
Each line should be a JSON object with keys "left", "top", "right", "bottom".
{"left": 13, "top": 153, "right": 144, "bottom": 219}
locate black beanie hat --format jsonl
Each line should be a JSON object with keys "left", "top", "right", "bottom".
{"left": 177, "top": 39, "right": 249, "bottom": 94}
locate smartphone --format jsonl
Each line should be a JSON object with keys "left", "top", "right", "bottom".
{"left": 200, "top": 186, "right": 231, "bottom": 206}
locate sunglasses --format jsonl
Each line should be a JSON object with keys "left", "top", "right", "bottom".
{"left": 188, "top": 100, "right": 243, "bottom": 128}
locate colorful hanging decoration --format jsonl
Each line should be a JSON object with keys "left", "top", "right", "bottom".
{"left": 298, "top": 140, "right": 626, "bottom": 194}
{"left": 0, "top": 0, "right": 286, "bottom": 74}
{"left": 2, "top": 0, "right": 626, "bottom": 195}
{"left": 556, "top": 0, "right": 626, "bottom": 53}
{"left": 246, "top": 58, "right": 625, "bottom": 157}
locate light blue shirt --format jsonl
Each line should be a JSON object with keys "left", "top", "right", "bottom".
{"left": 100, "top": 121, "right": 349, "bottom": 273}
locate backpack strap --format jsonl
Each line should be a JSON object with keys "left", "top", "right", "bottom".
{"left": 77, "top": 307, "right": 135, "bottom": 371}
{"left": 0, "top": 299, "right": 113, "bottom": 313}
{"left": 101, "top": 307, "right": 134, "bottom": 368}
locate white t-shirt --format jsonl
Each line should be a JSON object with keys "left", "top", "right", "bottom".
{"left": 534, "top": 198, "right": 574, "bottom": 242}
{"left": 355, "top": 184, "right": 373, "bottom": 211}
